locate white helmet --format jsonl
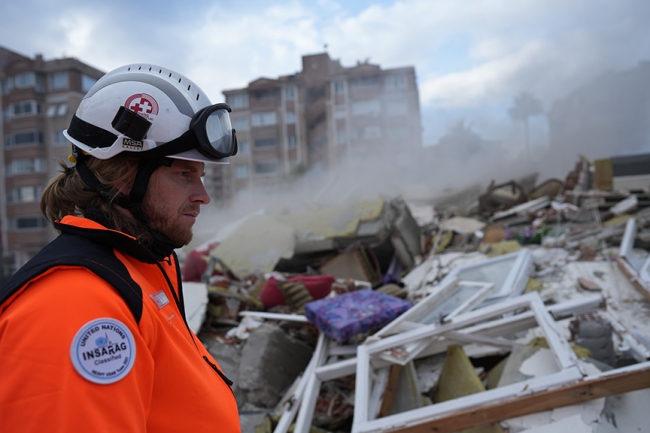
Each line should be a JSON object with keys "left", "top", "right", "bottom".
{"left": 64, "top": 64, "right": 237, "bottom": 164}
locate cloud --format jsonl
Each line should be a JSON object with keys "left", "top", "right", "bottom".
{"left": 2, "top": 0, "right": 650, "bottom": 120}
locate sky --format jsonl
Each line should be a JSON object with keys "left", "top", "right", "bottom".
{"left": 2, "top": 0, "right": 649, "bottom": 147}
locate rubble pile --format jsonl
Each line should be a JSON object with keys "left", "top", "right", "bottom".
{"left": 182, "top": 154, "right": 650, "bottom": 433}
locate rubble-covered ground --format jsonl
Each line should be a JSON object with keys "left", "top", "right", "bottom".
{"left": 180, "top": 154, "right": 650, "bottom": 433}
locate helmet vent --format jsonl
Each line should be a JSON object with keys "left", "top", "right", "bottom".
{"left": 149, "top": 67, "right": 152, "bottom": 71}
{"left": 138, "top": 66, "right": 142, "bottom": 70}
{"left": 196, "top": 94, "right": 200, "bottom": 101}
{"left": 187, "top": 85, "right": 191, "bottom": 91}
{"left": 169, "top": 73, "right": 172, "bottom": 77}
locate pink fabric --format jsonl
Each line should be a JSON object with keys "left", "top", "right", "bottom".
{"left": 260, "top": 275, "right": 335, "bottom": 309}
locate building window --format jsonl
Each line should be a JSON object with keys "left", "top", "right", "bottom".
{"left": 334, "top": 106, "right": 347, "bottom": 119}
{"left": 254, "top": 89, "right": 276, "bottom": 101}
{"left": 5, "top": 130, "right": 44, "bottom": 148}
{"left": 284, "top": 111, "right": 296, "bottom": 124}
{"left": 350, "top": 75, "right": 380, "bottom": 88}
{"left": 47, "top": 103, "right": 69, "bottom": 118}
{"left": 284, "top": 87, "right": 296, "bottom": 99}
{"left": 8, "top": 216, "right": 48, "bottom": 231}
{"left": 252, "top": 111, "right": 277, "bottom": 127}
{"left": 352, "top": 100, "right": 381, "bottom": 116}
{"left": 232, "top": 115, "right": 249, "bottom": 132}
{"left": 353, "top": 126, "right": 382, "bottom": 141}
{"left": 385, "top": 74, "right": 407, "bottom": 90}
{"left": 254, "top": 137, "right": 278, "bottom": 148}
{"left": 387, "top": 126, "right": 409, "bottom": 140}
{"left": 336, "top": 129, "right": 347, "bottom": 145}
{"left": 53, "top": 129, "right": 68, "bottom": 146}
{"left": 234, "top": 164, "right": 250, "bottom": 179}
{"left": 14, "top": 73, "right": 36, "bottom": 89}
{"left": 10, "top": 101, "right": 41, "bottom": 118}
{"left": 82, "top": 75, "right": 97, "bottom": 92}
{"left": 7, "top": 186, "right": 42, "bottom": 203}
{"left": 238, "top": 140, "right": 250, "bottom": 155}
{"left": 50, "top": 72, "right": 69, "bottom": 90}
{"left": 333, "top": 81, "right": 346, "bottom": 93}
{"left": 255, "top": 161, "right": 279, "bottom": 175}
{"left": 5, "top": 158, "right": 46, "bottom": 175}
{"left": 364, "top": 126, "right": 382, "bottom": 139}
{"left": 229, "top": 93, "right": 249, "bottom": 109}
{"left": 287, "top": 135, "right": 297, "bottom": 148}
{"left": 1, "top": 78, "right": 12, "bottom": 94}
{"left": 386, "top": 100, "right": 409, "bottom": 116}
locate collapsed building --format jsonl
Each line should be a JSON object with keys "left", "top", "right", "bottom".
{"left": 180, "top": 152, "right": 650, "bottom": 433}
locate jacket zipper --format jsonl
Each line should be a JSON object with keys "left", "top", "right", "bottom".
{"left": 156, "top": 259, "right": 235, "bottom": 390}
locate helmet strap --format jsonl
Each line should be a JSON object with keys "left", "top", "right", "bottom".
{"left": 75, "top": 155, "right": 181, "bottom": 257}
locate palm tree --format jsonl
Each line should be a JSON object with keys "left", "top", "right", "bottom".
{"left": 508, "top": 92, "right": 543, "bottom": 160}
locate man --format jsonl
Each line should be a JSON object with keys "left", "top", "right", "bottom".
{"left": 0, "top": 64, "right": 240, "bottom": 432}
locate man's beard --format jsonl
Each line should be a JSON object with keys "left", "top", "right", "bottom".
{"left": 141, "top": 200, "right": 197, "bottom": 248}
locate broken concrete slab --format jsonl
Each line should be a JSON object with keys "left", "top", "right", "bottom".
{"left": 238, "top": 323, "right": 314, "bottom": 408}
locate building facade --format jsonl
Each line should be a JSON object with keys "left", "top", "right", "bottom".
{"left": 0, "top": 47, "right": 104, "bottom": 276}
{"left": 221, "top": 52, "right": 422, "bottom": 199}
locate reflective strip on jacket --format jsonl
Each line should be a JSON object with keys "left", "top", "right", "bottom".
{"left": 0, "top": 215, "right": 240, "bottom": 432}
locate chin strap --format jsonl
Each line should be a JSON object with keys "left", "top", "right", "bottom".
{"left": 74, "top": 152, "right": 180, "bottom": 257}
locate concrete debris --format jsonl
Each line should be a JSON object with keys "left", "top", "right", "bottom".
{"left": 183, "top": 153, "right": 650, "bottom": 432}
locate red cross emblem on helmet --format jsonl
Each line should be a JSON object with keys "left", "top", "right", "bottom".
{"left": 124, "top": 93, "right": 159, "bottom": 121}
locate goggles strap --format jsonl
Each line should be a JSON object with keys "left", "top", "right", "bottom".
{"left": 68, "top": 114, "right": 117, "bottom": 149}
{"left": 137, "top": 130, "right": 199, "bottom": 159}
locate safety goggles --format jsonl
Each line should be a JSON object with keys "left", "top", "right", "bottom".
{"left": 65, "top": 103, "right": 238, "bottom": 161}
{"left": 132, "top": 103, "right": 238, "bottom": 160}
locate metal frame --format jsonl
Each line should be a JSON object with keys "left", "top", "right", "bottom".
{"left": 352, "top": 292, "right": 583, "bottom": 433}
{"left": 373, "top": 277, "right": 495, "bottom": 340}
{"left": 441, "top": 249, "right": 533, "bottom": 305}
{"left": 273, "top": 333, "right": 327, "bottom": 433}
{"left": 286, "top": 295, "right": 603, "bottom": 433}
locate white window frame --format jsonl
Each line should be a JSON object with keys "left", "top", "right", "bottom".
{"left": 238, "top": 140, "right": 250, "bottom": 155}
{"left": 252, "top": 111, "right": 277, "bottom": 127}
{"left": 254, "top": 137, "right": 278, "bottom": 149}
{"left": 50, "top": 71, "right": 69, "bottom": 90}
{"left": 14, "top": 72, "right": 36, "bottom": 89}
{"left": 386, "top": 100, "right": 409, "bottom": 116}
{"left": 352, "top": 292, "right": 582, "bottom": 433}
{"left": 352, "top": 100, "right": 381, "bottom": 117}
{"left": 385, "top": 74, "right": 407, "bottom": 90}
{"left": 229, "top": 93, "right": 249, "bottom": 109}
{"left": 255, "top": 160, "right": 279, "bottom": 175}
{"left": 231, "top": 115, "right": 250, "bottom": 132}
{"left": 441, "top": 249, "right": 533, "bottom": 306}
{"left": 279, "top": 294, "right": 604, "bottom": 433}
{"left": 284, "top": 87, "right": 296, "bottom": 100}
{"left": 284, "top": 111, "right": 296, "bottom": 124}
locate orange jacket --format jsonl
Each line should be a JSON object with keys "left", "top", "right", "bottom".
{"left": 0, "top": 216, "right": 240, "bottom": 432}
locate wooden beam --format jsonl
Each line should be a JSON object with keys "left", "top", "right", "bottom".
{"left": 378, "top": 364, "right": 402, "bottom": 418}
{"left": 391, "top": 362, "right": 650, "bottom": 433}
{"left": 616, "top": 256, "right": 650, "bottom": 303}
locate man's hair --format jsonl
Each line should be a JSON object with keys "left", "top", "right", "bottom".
{"left": 40, "top": 156, "right": 145, "bottom": 237}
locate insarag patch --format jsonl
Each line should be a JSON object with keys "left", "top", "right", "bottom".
{"left": 70, "top": 318, "right": 136, "bottom": 384}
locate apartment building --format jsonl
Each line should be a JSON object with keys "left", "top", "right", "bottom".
{"left": 0, "top": 47, "right": 104, "bottom": 277}
{"left": 221, "top": 52, "right": 422, "bottom": 199}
